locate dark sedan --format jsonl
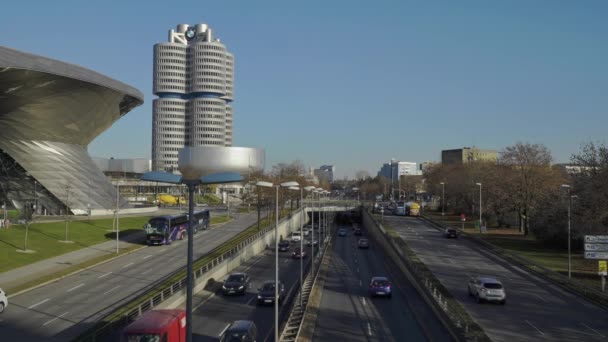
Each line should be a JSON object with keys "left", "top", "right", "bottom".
{"left": 292, "top": 247, "right": 307, "bottom": 259}
{"left": 278, "top": 240, "right": 290, "bottom": 252}
{"left": 369, "top": 276, "right": 392, "bottom": 298}
{"left": 358, "top": 238, "right": 370, "bottom": 249}
{"left": 222, "top": 273, "right": 250, "bottom": 296}
{"left": 257, "top": 281, "right": 285, "bottom": 305}
{"left": 444, "top": 228, "right": 458, "bottom": 238}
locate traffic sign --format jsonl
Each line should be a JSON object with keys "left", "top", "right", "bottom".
{"left": 460, "top": 213, "right": 466, "bottom": 222}
{"left": 599, "top": 261, "right": 608, "bottom": 276}
{"left": 585, "top": 252, "right": 608, "bottom": 260}
{"left": 585, "top": 236, "right": 608, "bottom": 243}
{"left": 585, "top": 244, "right": 608, "bottom": 252}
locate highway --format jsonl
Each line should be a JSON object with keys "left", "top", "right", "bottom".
{"left": 188, "top": 237, "right": 316, "bottom": 341}
{"left": 384, "top": 215, "right": 608, "bottom": 342}
{"left": 0, "top": 211, "right": 259, "bottom": 341}
{"left": 312, "top": 222, "right": 452, "bottom": 342}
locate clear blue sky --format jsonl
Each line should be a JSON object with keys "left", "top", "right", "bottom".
{"left": 2, "top": 0, "right": 607, "bottom": 178}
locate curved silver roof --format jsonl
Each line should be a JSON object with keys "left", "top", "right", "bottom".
{"left": 0, "top": 45, "right": 143, "bottom": 102}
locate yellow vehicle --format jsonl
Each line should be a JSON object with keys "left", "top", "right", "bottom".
{"left": 406, "top": 202, "right": 421, "bottom": 217}
{"left": 156, "top": 194, "right": 186, "bottom": 206}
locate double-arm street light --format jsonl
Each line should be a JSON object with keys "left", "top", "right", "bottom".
{"left": 476, "top": 183, "right": 482, "bottom": 233}
{"left": 255, "top": 180, "right": 299, "bottom": 342}
{"left": 285, "top": 185, "right": 304, "bottom": 307}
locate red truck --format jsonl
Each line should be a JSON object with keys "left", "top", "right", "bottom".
{"left": 122, "top": 309, "right": 186, "bottom": 342}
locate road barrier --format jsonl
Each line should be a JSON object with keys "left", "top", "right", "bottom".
{"left": 422, "top": 215, "right": 608, "bottom": 310}
{"left": 363, "top": 208, "right": 491, "bottom": 342}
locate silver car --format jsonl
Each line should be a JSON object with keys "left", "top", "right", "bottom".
{"left": 468, "top": 276, "right": 506, "bottom": 304}
{"left": 0, "top": 288, "right": 7, "bottom": 313}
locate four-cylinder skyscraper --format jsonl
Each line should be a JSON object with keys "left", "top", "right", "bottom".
{"left": 152, "top": 23, "right": 234, "bottom": 172}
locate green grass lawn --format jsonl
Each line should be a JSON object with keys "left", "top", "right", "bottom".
{"left": 210, "top": 215, "right": 231, "bottom": 225}
{"left": 0, "top": 216, "right": 151, "bottom": 273}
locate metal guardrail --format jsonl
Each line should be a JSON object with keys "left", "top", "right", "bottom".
{"left": 421, "top": 215, "right": 608, "bottom": 310}
{"left": 366, "top": 209, "right": 490, "bottom": 342}
{"left": 75, "top": 210, "right": 301, "bottom": 342}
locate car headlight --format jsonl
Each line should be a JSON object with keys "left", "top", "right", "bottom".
{"left": 239, "top": 285, "right": 244, "bottom": 290}
{"left": 222, "top": 285, "right": 227, "bottom": 290}
{"left": 257, "top": 295, "right": 262, "bottom": 299}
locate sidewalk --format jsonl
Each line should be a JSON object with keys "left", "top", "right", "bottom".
{"left": 0, "top": 230, "right": 145, "bottom": 293}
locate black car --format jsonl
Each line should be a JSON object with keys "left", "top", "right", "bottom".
{"left": 222, "top": 273, "right": 250, "bottom": 296}
{"left": 358, "top": 238, "right": 370, "bottom": 249}
{"left": 444, "top": 228, "right": 458, "bottom": 239}
{"left": 292, "top": 247, "right": 307, "bottom": 259}
{"left": 220, "top": 320, "right": 258, "bottom": 342}
{"left": 354, "top": 228, "right": 362, "bottom": 236}
{"left": 278, "top": 240, "right": 290, "bottom": 252}
{"left": 257, "top": 281, "right": 285, "bottom": 305}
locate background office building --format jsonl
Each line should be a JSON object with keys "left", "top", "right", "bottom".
{"left": 441, "top": 147, "right": 497, "bottom": 165}
{"left": 152, "top": 23, "right": 235, "bottom": 173}
{"left": 377, "top": 161, "right": 421, "bottom": 179}
{"left": 314, "top": 165, "right": 335, "bottom": 183}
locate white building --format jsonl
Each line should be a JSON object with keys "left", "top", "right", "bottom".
{"left": 152, "top": 23, "right": 235, "bottom": 172}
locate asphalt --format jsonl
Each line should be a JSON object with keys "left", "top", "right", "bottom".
{"left": 0, "top": 211, "right": 258, "bottom": 341}
{"left": 187, "top": 237, "right": 317, "bottom": 341}
{"left": 383, "top": 215, "right": 608, "bottom": 342}
{"left": 312, "top": 222, "right": 450, "bottom": 342}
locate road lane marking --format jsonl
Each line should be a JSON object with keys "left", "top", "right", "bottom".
{"left": 42, "top": 311, "right": 69, "bottom": 326}
{"left": 581, "top": 322, "right": 605, "bottom": 337}
{"left": 28, "top": 298, "right": 51, "bottom": 309}
{"left": 362, "top": 297, "right": 366, "bottom": 306}
{"left": 359, "top": 280, "right": 362, "bottom": 287}
{"left": 533, "top": 294, "right": 546, "bottom": 302}
{"left": 103, "top": 286, "right": 120, "bottom": 295}
{"left": 525, "top": 320, "right": 544, "bottom": 336}
{"left": 122, "top": 262, "right": 134, "bottom": 268}
{"left": 98, "top": 272, "right": 112, "bottom": 279}
{"left": 356, "top": 267, "right": 359, "bottom": 273}
{"left": 67, "top": 283, "right": 85, "bottom": 292}
{"left": 367, "top": 322, "right": 372, "bottom": 336}
{"left": 142, "top": 269, "right": 152, "bottom": 275}
{"left": 246, "top": 296, "right": 256, "bottom": 305}
{"left": 218, "top": 323, "right": 231, "bottom": 337}
{"left": 143, "top": 255, "right": 153, "bottom": 259}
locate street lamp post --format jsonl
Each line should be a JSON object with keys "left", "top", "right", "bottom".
{"left": 256, "top": 180, "right": 298, "bottom": 342}
{"left": 288, "top": 186, "right": 304, "bottom": 307}
{"left": 440, "top": 182, "right": 445, "bottom": 217}
{"left": 316, "top": 188, "right": 323, "bottom": 251}
{"left": 561, "top": 184, "right": 572, "bottom": 279}
{"left": 116, "top": 182, "right": 120, "bottom": 254}
{"left": 476, "top": 183, "right": 482, "bottom": 233}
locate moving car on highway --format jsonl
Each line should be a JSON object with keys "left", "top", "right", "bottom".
{"left": 305, "top": 238, "right": 318, "bottom": 246}
{"left": 369, "top": 276, "right": 392, "bottom": 298}
{"left": 290, "top": 232, "right": 302, "bottom": 242}
{"left": 257, "top": 281, "right": 286, "bottom": 305}
{"left": 338, "top": 228, "right": 347, "bottom": 236}
{"left": 220, "top": 320, "right": 258, "bottom": 342}
{"left": 354, "top": 228, "right": 362, "bottom": 236}
{"left": 468, "top": 276, "right": 506, "bottom": 304}
{"left": 0, "top": 288, "right": 7, "bottom": 313}
{"left": 444, "top": 228, "right": 458, "bottom": 238}
{"left": 292, "top": 247, "right": 307, "bottom": 259}
{"left": 358, "top": 238, "right": 370, "bottom": 249}
{"left": 222, "top": 273, "right": 250, "bottom": 296}
{"left": 278, "top": 240, "right": 290, "bottom": 252}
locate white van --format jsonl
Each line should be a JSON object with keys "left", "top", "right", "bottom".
{"left": 0, "top": 288, "right": 7, "bottom": 313}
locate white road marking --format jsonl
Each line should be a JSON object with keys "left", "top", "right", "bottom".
{"left": 367, "top": 322, "right": 373, "bottom": 336}
{"left": 533, "top": 294, "right": 546, "bottom": 302}
{"left": 359, "top": 280, "right": 362, "bottom": 287}
{"left": 581, "top": 322, "right": 605, "bottom": 337}
{"left": 42, "top": 311, "right": 69, "bottom": 326}
{"left": 28, "top": 298, "right": 51, "bottom": 309}
{"left": 362, "top": 297, "right": 366, "bottom": 306}
{"left": 356, "top": 267, "right": 359, "bottom": 273}
{"left": 525, "top": 320, "right": 544, "bottom": 336}
{"left": 67, "top": 283, "right": 85, "bottom": 292}
{"left": 142, "top": 269, "right": 152, "bottom": 275}
{"left": 98, "top": 272, "right": 112, "bottom": 279}
{"left": 122, "top": 262, "right": 134, "bottom": 268}
{"left": 246, "top": 296, "right": 256, "bottom": 305}
{"left": 218, "top": 323, "right": 231, "bottom": 337}
{"left": 143, "top": 255, "right": 153, "bottom": 259}
{"left": 103, "top": 286, "right": 120, "bottom": 295}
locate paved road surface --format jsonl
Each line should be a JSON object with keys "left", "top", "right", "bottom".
{"left": 188, "top": 239, "right": 317, "bottom": 341}
{"left": 0, "top": 212, "right": 259, "bottom": 341}
{"left": 313, "top": 222, "right": 452, "bottom": 342}
{"left": 384, "top": 215, "right": 608, "bottom": 341}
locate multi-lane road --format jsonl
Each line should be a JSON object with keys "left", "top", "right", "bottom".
{"left": 383, "top": 215, "right": 608, "bottom": 341}
{"left": 187, "top": 237, "right": 318, "bottom": 341}
{"left": 312, "top": 222, "right": 453, "bottom": 342}
{"left": 0, "top": 211, "right": 259, "bottom": 341}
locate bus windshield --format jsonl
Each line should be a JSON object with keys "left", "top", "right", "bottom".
{"left": 146, "top": 219, "right": 168, "bottom": 235}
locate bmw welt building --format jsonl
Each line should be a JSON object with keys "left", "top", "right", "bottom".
{"left": 0, "top": 46, "right": 143, "bottom": 215}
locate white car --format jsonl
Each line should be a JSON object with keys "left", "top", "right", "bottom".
{"left": 0, "top": 288, "right": 7, "bottom": 313}
{"left": 290, "top": 232, "right": 302, "bottom": 242}
{"left": 468, "top": 276, "right": 506, "bottom": 304}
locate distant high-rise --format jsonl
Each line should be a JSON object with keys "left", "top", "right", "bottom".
{"left": 441, "top": 147, "right": 497, "bottom": 165}
{"left": 314, "top": 165, "right": 335, "bottom": 183}
{"left": 152, "top": 23, "right": 234, "bottom": 172}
